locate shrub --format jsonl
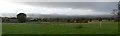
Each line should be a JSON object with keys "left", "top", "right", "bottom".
{"left": 114, "top": 19, "right": 120, "bottom": 22}
{"left": 77, "top": 25, "right": 83, "bottom": 28}
{"left": 82, "top": 20, "right": 88, "bottom": 23}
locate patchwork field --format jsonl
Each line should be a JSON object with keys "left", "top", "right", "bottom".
{"left": 2, "top": 21, "right": 118, "bottom": 34}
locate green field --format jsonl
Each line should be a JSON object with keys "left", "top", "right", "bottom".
{"left": 2, "top": 21, "right": 118, "bottom": 34}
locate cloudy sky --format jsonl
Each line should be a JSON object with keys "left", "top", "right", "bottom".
{"left": 2, "top": 0, "right": 120, "bottom": 2}
{"left": 0, "top": 0, "right": 119, "bottom": 17}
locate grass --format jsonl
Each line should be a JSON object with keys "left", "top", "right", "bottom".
{"left": 2, "top": 21, "right": 118, "bottom": 34}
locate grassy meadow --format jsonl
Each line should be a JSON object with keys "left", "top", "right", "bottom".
{"left": 2, "top": 21, "right": 118, "bottom": 34}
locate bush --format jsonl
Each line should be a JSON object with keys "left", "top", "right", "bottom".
{"left": 80, "top": 20, "right": 88, "bottom": 23}
{"left": 77, "top": 25, "right": 83, "bottom": 28}
{"left": 114, "top": 19, "right": 120, "bottom": 22}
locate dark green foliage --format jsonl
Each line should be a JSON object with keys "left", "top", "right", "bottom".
{"left": 114, "top": 17, "right": 120, "bottom": 22}
{"left": 77, "top": 25, "right": 83, "bottom": 28}
{"left": 82, "top": 20, "right": 88, "bottom": 23}
{"left": 95, "top": 17, "right": 102, "bottom": 21}
{"left": 35, "top": 17, "right": 115, "bottom": 23}
{"left": 17, "top": 13, "right": 27, "bottom": 23}
{"left": 89, "top": 19, "right": 92, "bottom": 22}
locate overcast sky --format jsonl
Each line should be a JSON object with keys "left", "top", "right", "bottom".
{"left": 3, "top": 0, "right": 120, "bottom": 2}
{"left": 0, "top": 0, "right": 119, "bottom": 17}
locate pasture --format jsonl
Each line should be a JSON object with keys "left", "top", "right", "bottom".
{"left": 2, "top": 21, "right": 118, "bottom": 34}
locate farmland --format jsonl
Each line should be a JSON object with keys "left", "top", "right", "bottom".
{"left": 2, "top": 21, "right": 118, "bottom": 34}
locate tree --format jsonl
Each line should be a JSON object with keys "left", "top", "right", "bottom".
{"left": 117, "top": 1, "right": 120, "bottom": 22}
{"left": 114, "top": 1, "right": 120, "bottom": 22}
{"left": 112, "top": 9, "right": 118, "bottom": 16}
{"left": 98, "top": 17, "right": 102, "bottom": 21}
{"left": 111, "top": 1, "right": 120, "bottom": 22}
{"left": 118, "top": 1, "right": 120, "bottom": 15}
{"left": 17, "top": 13, "right": 27, "bottom": 23}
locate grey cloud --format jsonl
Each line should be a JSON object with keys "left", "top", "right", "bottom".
{"left": 4, "top": 0, "right": 119, "bottom": 2}
{"left": 20, "top": 2, "right": 118, "bottom": 12}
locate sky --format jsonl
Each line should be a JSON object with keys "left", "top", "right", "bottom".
{"left": 3, "top": 0, "right": 120, "bottom": 2}
{"left": 0, "top": 0, "right": 119, "bottom": 17}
